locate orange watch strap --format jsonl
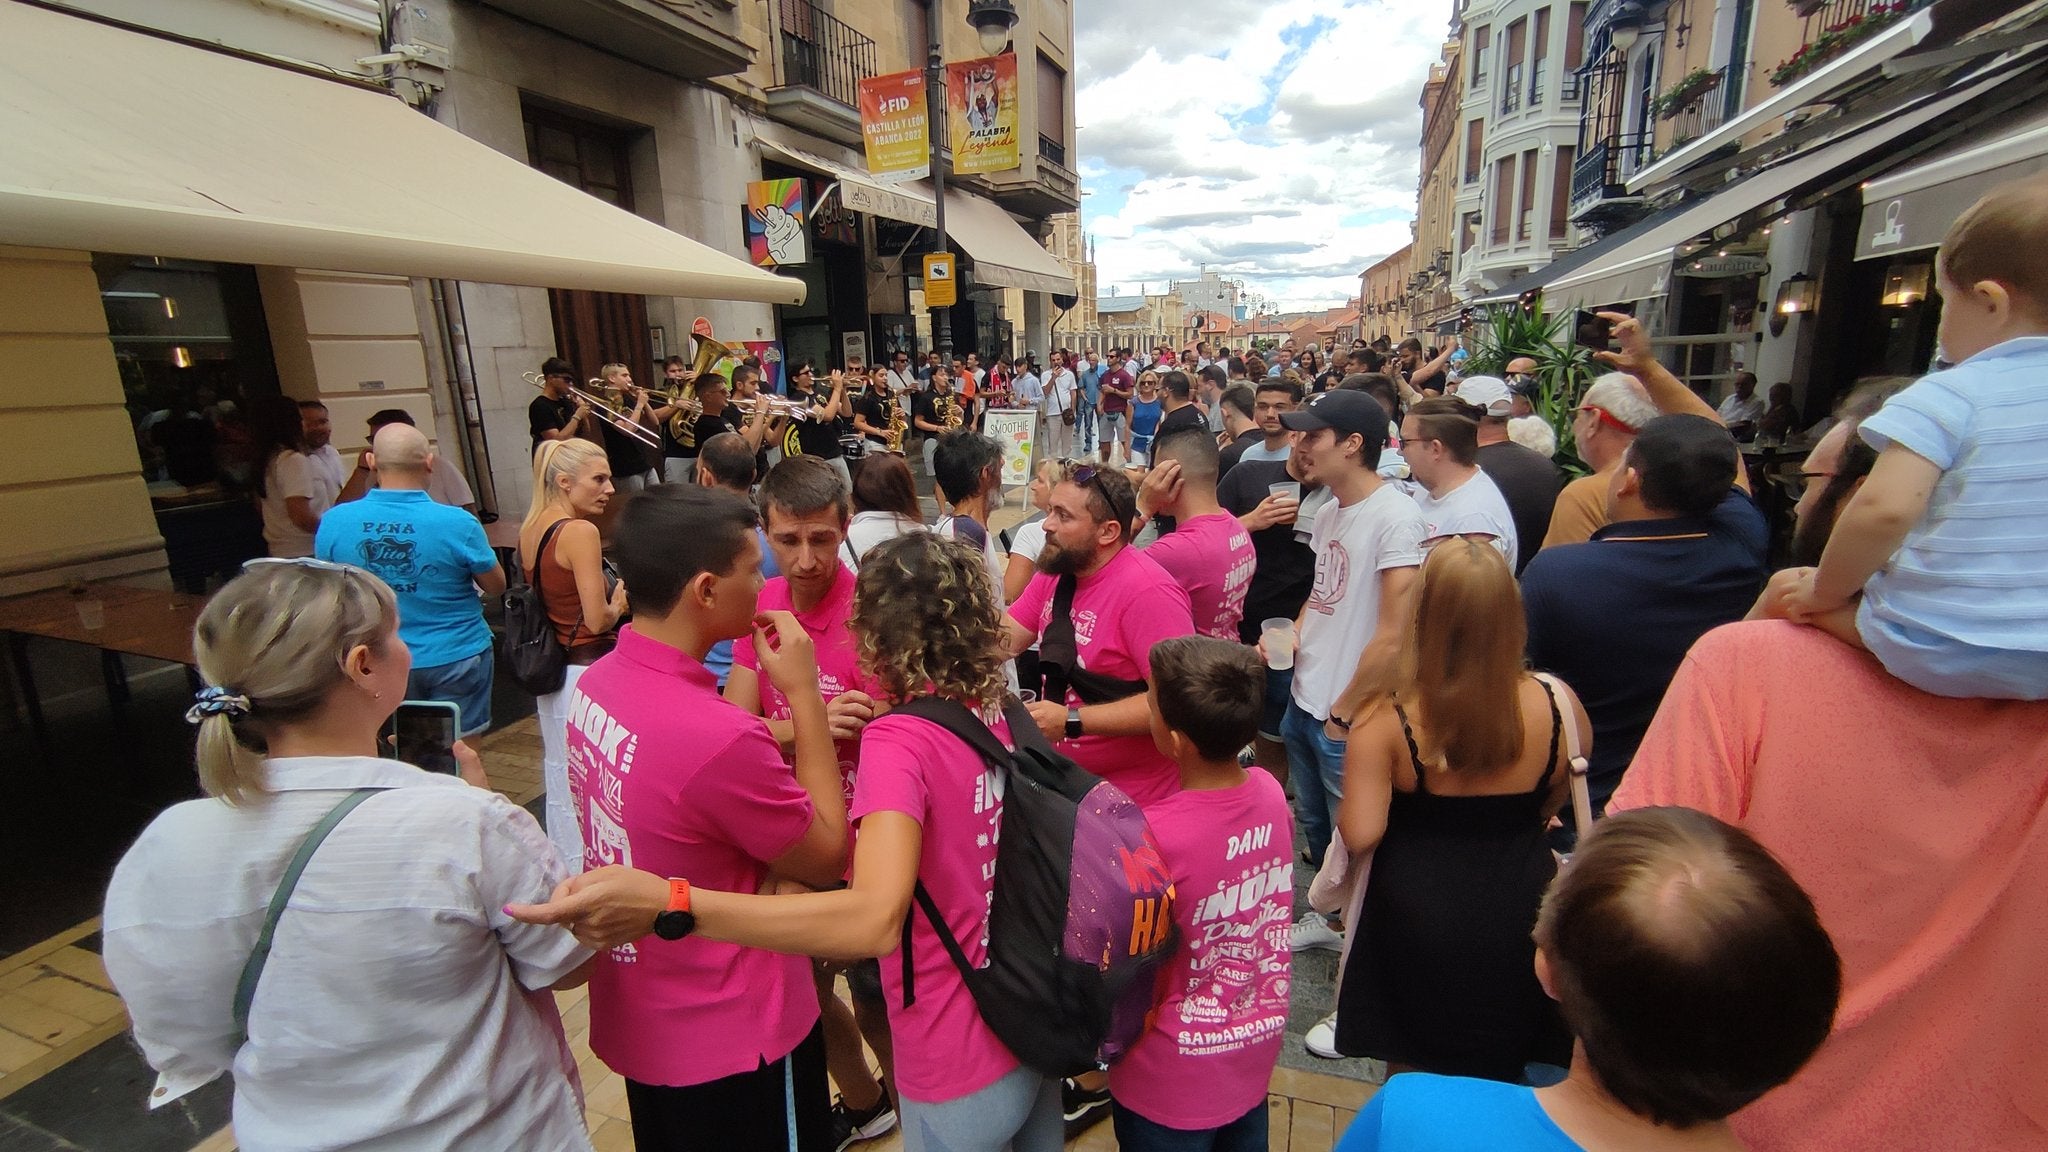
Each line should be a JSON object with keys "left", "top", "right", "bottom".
{"left": 667, "top": 877, "right": 692, "bottom": 913}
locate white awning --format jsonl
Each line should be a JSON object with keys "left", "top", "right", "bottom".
{"left": 0, "top": 3, "right": 804, "bottom": 305}
{"left": 1856, "top": 104, "right": 2048, "bottom": 258}
{"left": 755, "top": 137, "right": 938, "bottom": 230}
{"left": 1533, "top": 73, "right": 2001, "bottom": 309}
{"left": 940, "top": 191, "right": 1077, "bottom": 296}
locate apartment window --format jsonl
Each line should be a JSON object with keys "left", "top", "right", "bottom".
{"left": 1491, "top": 156, "right": 1515, "bottom": 245}
{"left": 1464, "top": 118, "right": 1484, "bottom": 185}
{"left": 1502, "top": 19, "right": 1526, "bottom": 113}
{"left": 1530, "top": 8, "right": 1551, "bottom": 105}
{"left": 1549, "top": 144, "right": 1575, "bottom": 239}
{"left": 1563, "top": 2, "right": 1588, "bottom": 99}
{"left": 1471, "top": 25, "right": 1491, "bottom": 88}
{"left": 1517, "top": 148, "right": 1539, "bottom": 241}
{"left": 1461, "top": 211, "right": 1482, "bottom": 254}
{"left": 1037, "top": 52, "right": 1068, "bottom": 166}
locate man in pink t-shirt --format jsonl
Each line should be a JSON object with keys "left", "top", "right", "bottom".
{"left": 1613, "top": 620, "right": 2048, "bottom": 1152}
{"left": 1004, "top": 466, "right": 1195, "bottom": 808}
{"left": 1139, "top": 427, "right": 1258, "bottom": 641}
{"left": 565, "top": 485, "right": 849, "bottom": 1149}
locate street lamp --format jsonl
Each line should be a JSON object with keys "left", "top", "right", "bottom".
{"left": 927, "top": 0, "right": 1021, "bottom": 364}
{"left": 1607, "top": 0, "right": 1646, "bottom": 53}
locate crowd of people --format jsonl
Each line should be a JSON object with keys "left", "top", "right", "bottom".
{"left": 98, "top": 176, "right": 2048, "bottom": 1152}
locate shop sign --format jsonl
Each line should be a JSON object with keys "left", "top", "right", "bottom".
{"left": 859, "top": 69, "right": 930, "bottom": 182}
{"left": 947, "top": 54, "right": 1020, "bottom": 175}
{"left": 841, "top": 331, "right": 868, "bottom": 369}
{"left": 983, "top": 407, "right": 1037, "bottom": 487}
{"left": 1677, "top": 254, "right": 1769, "bottom": 279}
{"left": 811, "top": 179, "right": 858, "bottom": 245}
{"left": 745, "top": 179, "right": 809, "bottom": 266}
{"left": 744, "top": 340, "right": 785, "bottom": 395}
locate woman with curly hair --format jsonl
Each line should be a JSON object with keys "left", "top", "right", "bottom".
{"left": 510, "top": 532, "right": 1061, "bottom": 1152}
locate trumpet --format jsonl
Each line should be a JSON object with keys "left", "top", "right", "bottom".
{"left": 732, "top": 395, "right": 812, "bottom": 423}
{"left": 521, "top": 370, "right": 661, "bottom": 450}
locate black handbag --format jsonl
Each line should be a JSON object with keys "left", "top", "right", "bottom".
{"left": 502, "top": 520, "right": 579, "bottom": 695}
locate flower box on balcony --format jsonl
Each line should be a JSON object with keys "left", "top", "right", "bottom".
{"left": 1790, "top": 0, "right": 1830, "bottom": 16}
{"left": 1653, "top": 68, "right": 1723, "bottom": 120}
{"left": 1770, "top": 1, "right": 1915, "bottom": 87}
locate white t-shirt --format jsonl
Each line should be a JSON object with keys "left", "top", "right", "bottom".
{"left": 843, "top": 510, "right": 924, "bottom": 567}
{"left": 260, "top": 451, "right": 335, "bottom": 558}
{"left": 1045, "top": 370, "right": 1077, "bottom": 416}
{"left": 1291, "top": 484, "right": 1426, "bottom": 720}
{"left": 1718, "top": 392, "right": 1766, "bottom": 426}
{"left": 307, "top": 443, "right": 350, "bottom": 495}
{"left": 1405, "top": 469, "right": 1518, "bottom": 561}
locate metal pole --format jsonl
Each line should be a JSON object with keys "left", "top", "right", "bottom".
{"left": 925, "top": 0, "right": 953, "bottom": 364}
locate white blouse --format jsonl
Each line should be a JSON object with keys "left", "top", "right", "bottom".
{"left": 103, "top": 756, "right": 593, "bottom": 1152}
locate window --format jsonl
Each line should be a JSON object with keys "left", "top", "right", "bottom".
{"left": 1464, "top": 118, "right": 1485, "bottom": 185}
{"left": 1037, "top": 52, "right": 1068, "bottom": 166}
{"left": 1564, "top": 3, "right": 1588, "bottom": 99}
{"left": 1517, "top": 148, "right": 1539, "bottom": 241}
{"left": 1461, "top": 211, "right": 1482, "bottom": 254}
{"left": 1491, "top": 156, "right": 1516, "bottom": 246}
{"left": 1550, "top": 144, "right": 1576, "bottom": 239}
{"left": 1502, "top": 19, "right": 1527, "bottom": 113}
{"left": 1530, "top": 8, "right": 1551, "bottom": 105}
{"left": 1471, "top": 25, "right": 1491, "bottom": 88}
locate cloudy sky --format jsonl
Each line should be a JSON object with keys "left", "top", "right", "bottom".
{"left": 1075, "top": 0, "right": 1451, "bottom": 313}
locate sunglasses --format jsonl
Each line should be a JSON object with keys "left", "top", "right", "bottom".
{"left": 1070, "top": 465, "right": 1135, "bottom": 533}
{"left": 243, "top": 556, "right": 360, "bottom": 576}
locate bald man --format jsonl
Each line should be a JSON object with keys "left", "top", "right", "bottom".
{"left": 316, "top": 423, "right": 506, "bottom": 736}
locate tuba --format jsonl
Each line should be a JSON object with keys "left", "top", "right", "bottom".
{"left": 669, "top": 333, "right": 743, "bottom": 449}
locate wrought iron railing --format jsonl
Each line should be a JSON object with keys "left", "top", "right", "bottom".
{"left": 777, "top": 0, "right": 876, "bottom": 109}
{"left": 1038, "top": 134, "right": 1066, "bottom": 167}
{"left": 1570, "top": 132, "right": 1653, "bottom": 209}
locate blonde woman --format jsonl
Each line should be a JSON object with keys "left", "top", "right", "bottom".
{"left": 510, "top": 533, "right": 1064, "bottom": 1152}
{"left": 1331, "top": 539, "right": 1590, "bottom": 1080}
{"left": 103, "top": 561, "right": 594, "bottom": 1150}
{"left": 521, "top": 438, "right": 629, "bottom": 871}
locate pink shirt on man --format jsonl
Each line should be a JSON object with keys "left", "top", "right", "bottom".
{"left": 1008, "top": 546, "right": 1195, "bottom": 807}
{"left": 851, "top": 711, "right": 1019, "bottom": 1104}
{"left": 734, "top": 565, "right": 873, "bottom": 804}
{"left": 1145, "top": 511, "right": 1257, "bottom": 641}
{"left": 1109, "top": 770, "right": 1293, "bottom": 1129}
{"left": 567, "top": 626, "right": 818, "bottom": 1086}
{"left": 1613, "top": 621, "right": 2048, "bottom": 1152}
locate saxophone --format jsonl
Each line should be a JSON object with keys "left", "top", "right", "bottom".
{"left": 885, "top": 399, "right": 909, "bottom": 454}
{"left": 939, "top": 393, "right": 963, "bottom": 431}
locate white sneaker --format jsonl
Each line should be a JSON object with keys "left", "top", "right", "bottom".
{"left": 1288, "top": 911, "right": 1344, "bottom": 953}
{"left": 1305, "top": 1013, "right": 1341, "bottom": 1059}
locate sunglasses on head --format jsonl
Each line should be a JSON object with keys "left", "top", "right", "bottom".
{"left": 243, "top": 556, "right": 359, "bottom": 576}
{"left": 1069, "top": 465, "right": 1134, "bottom": 533}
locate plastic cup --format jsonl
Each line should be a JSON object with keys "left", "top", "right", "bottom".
{"left": 1268, "top": 481, "right": 1303, "bottom": 502}
{"left": 1261, "top": 618, "right": 1297, "bottom": 671}
{"left": 76, "top": 599, "right": 105, "bottom": 630}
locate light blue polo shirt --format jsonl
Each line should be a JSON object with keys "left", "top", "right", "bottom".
{"left": 315, "top": 488, "right": 497, "bottom": 669}
{"left": 1858, "top": 336, "right": 2048, "bottom": 666}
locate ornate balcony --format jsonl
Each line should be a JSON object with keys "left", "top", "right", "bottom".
{"left": 765, "top": 0, "right": 876, "bottom": 145}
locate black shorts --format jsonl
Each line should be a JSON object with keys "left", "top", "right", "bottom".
{"left": 624, "top": 1020, "right": 830, "bottom": 1152}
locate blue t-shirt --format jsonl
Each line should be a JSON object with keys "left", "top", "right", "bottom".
{"left": 1337, "top": 1074, "right": 1583, "bottom": 1152}
{"left": 1519, "top": 487, "right": 1766, "bottom": 809}
{"left": 1130, "top": 397, "right": 1163, "bottom": 453}
{"left": 315, "top": 488, "right": 496, "bottom": 668}
{"left": 1857, "top": 336, "right": 2048, "bottom": 654}
{"left": 704, "top": 527, "right": 782, "bottom": 687}
{"left": 1079, "top": 364, "right": 1104, "bottom": 403}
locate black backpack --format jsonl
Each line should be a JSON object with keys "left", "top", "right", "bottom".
{"left": 891, "top": 696, "right": 1178, "bottom": 1077}
{"left": 502, "top": 520, "right": 576, "bottom": 695}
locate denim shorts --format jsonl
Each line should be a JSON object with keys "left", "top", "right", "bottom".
{"left": 406, "top": 646, "right": 494, "bottom": 736}
{"left": 1260, "top": 664, "right": 1293, "bottom": 742}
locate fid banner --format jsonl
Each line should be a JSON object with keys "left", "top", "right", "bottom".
{"left": 948, "top": 54, "right": 1020, "bottom": 175}
{"left": 858, "top": 69, "right": 930, "bottom": 182}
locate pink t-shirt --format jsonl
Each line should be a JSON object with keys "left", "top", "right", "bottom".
{"left": 1145, "top": 511, "right": 1257, "bottom": 641}
{"left": 1008, "top": 546, "right": 1195, "bottom": 807}
{"left": 1613, "top": 621, "right": 2048, "bottom": 1152}
{"left": 850, "top": 710, "right": 1019, "bottom": 1104}
{"left": 1109, "top": 770, "right": 1294, "bottom": 1129}
{"left": 734, "top": 565, "right": 873, "bottom": 804}
{"left": 567, "top": 626, "right": 819, "bottom": 1086}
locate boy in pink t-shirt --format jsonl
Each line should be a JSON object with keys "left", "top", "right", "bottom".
{"left": 1140, "top": 427, "right": 1258, "bottom": 641}
{"left": 1110, "top": 637, "right": 1293, "bottom": 1145}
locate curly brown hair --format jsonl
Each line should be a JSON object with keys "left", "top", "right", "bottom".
{"left": 851, "top": 532, "right": 1009, "bottom": 710}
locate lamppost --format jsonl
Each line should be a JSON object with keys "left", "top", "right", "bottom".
{"left": 925, "top": 0, "right": 1020, "bottom": 364}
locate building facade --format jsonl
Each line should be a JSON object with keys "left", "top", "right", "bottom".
{"left": 1360, "top": 246, "right": 1416, "bottom": 345}
{"left": 1046, "top": 212, "right": 1099, "bottom": 351}
{"left": 1413, "top": 31, "right": 1467, "bottom": 334}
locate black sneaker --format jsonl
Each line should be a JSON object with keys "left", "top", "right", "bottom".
{"left": 828, "top": 1091, "right": 897, "bottom": 1152}
{"left": 1061, "top": 1077, "right": 1112, "bottom": 1139}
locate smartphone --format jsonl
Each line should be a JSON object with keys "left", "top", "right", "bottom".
{"left": 1573, "top": 304, "right": 1635, "bottom": 352}
{"left": 387, "top": 700, "right": 462, "bottom": 775}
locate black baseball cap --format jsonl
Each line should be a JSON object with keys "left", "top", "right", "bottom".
{"left": 1279, "top": 389, "right": 1388, "bottom": 438}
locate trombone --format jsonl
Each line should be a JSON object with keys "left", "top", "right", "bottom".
{"left": 732, "top": 395, "right": 812, "bottom": 422}
{"left": 522, "top": 370, "right": 661, "bottom": 450}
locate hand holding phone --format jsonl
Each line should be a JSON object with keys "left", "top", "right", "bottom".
{"left": 387, "top": 700, "right": 462, "bottom": 775}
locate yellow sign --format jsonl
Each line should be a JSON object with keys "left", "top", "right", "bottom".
{"left": 948, "top": 54, "right": 1021, "bottom": 175}
{"left": 923, "top": 254, "right": 957, "bottom": 308}
{"left": 859, "top": 69, "right": 930, "bottom": 182}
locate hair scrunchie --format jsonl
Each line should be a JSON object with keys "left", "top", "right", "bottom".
{"left": 185, "top": 685, "right": 253, "bottom": 724}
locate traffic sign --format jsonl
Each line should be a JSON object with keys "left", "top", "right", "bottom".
{"left": 924, "top": 253, "right": 957, "bottom": 308}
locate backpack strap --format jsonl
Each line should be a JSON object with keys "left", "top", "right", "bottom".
{"left": 234, "top": 787, "right": 388, "bottom": 1044}
{"left": 1038, "top": 574, "right": 1149, "bottom": 706}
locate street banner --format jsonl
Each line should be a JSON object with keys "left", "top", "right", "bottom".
{"left": 745, "top": 179, "right": 808, "bottom": 266}
{"left": 948, "top": 54, "right": 1020, "bottom": 175}
{"left": 984, "top": 406, "right": 1037, "bottom": 487}
{"left": 859, "top": 69, "right": 929, "bottom": 182}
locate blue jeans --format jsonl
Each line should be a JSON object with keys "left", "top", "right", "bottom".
{"left": 1112, "top": 1100, "right": 1266, "bottom": 1152}
{"left": 900, "top": 1066, "right": 1062, "bottom": 1152}
{"left": 1280, "top": 699, "right": 1347, "bottom": 867}
{"left": 1077, "top": 396, "right": 1098, "bottom": 452}
{"left": 406, "top": 646, "right": 493, "bottom": 736}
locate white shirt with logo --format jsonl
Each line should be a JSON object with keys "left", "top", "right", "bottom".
{"left": 1291, "top": 485, "right": 1426, "bottom": 720}
{"left": 1404, "top": 470, "right": 1518, "bottom": 562}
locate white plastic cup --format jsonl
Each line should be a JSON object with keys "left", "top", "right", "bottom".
{"left": 1268, "top": 481, "right": 1303, "bottom": 502}
{"left": 1261, "top": 618, "right": 1297, "bottom": 671}
{"left": 76, "top": 599, "right": 105, "bottom": 631}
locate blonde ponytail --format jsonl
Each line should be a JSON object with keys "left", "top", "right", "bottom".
{"left": 190, "top": 563, "right": 396, "bottom": 805}
{"left": 522, "top": 437, "right": 606, "bottom": 539}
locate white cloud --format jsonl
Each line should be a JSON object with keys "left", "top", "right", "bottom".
{"left": 1078, "top": 0, "right": 1448, "bottom": 311}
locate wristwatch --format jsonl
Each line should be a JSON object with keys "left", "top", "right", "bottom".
{"left": 1066, "top": 707, "right": 1084, "bottom": 740}
{"left": 652, "top": 878, "right": 696, "bottom": 941}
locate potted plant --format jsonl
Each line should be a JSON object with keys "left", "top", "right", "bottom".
{"left": 1769, "top": 0, "right": 1917, "bottom": 86}
{"left": 1464, "top": 295, "right": 1599, "bottom": 475}
{"left": 1652, "top": 67, "right": 1723, "bottom": 120}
